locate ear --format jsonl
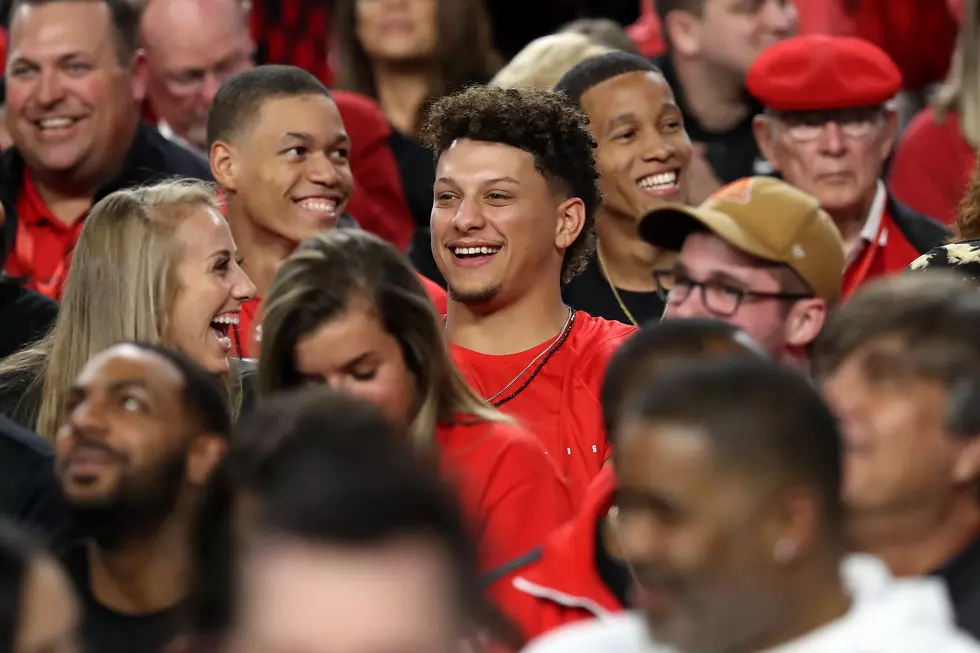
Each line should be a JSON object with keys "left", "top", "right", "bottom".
{"left": 783, "top": 298, "right": 827, "bottom": 350}
{"left": 878, "top": 107, "right": 899, "bottom": 166}
{"left": 210, "top": 141, "right": 240, "bottom": 192}
{"left": 129, "top": 49, "right": 150, "bottom": 104}
{"left": 663, "top": 9, "right": 704, "bottom": 57}
{"left": 185, "top": 433, "right": 228, "bottom": 487}
{"left": 753, "top": 114, "right": 780, "bottom": 173}
{"left": 952, "top": 436, "right": 980, "bottom": 486}
{"left": 761, "top": 486, "right": 821, "bottom": 567}
{"left": 554, "top": 197, "right": 586, "bottom": 251}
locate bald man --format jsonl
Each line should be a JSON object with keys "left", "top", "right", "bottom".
{"left": 140, "top": 0, "right": 255, "bottom": 152}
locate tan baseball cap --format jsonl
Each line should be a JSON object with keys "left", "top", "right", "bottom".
{"left": 637, "top": 177, "right": 845, "bottom": 303}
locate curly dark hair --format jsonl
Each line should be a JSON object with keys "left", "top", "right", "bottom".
{"left": 419, "top": 85, "right": 601, "bottom": 284}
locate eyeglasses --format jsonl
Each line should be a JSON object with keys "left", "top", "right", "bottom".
{"left": 772, "top": 108, "right": 885, "bottom": 143}
{"left": 653, "top": 270, "right": 813, "bottom": 317}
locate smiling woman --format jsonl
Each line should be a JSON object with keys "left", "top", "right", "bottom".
{"left": 0, "top": 179, "right": 256, "bottom": 438}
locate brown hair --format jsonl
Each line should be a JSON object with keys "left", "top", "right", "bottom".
{"left": 258, "top": 229, "right": 508, "bottom": 449}
{"left": 956, "top": 152, "right": 980, "bottom": 240}
{"left": 332, "top": 0, "right": 502, "bottom": 134}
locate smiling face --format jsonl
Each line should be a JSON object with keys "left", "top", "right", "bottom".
{"left": 820, "top": 338, "right": 966, "bottom": 515}
{"left": 614, "top": 418, "right": 790, "bottom": 652}
{"left": 166, "top": 205, "right": 256, "bottom": 374}
{"left": 54, "top": 346, "right": 192, "bottom": 532}
{"left": 217, "top": 93, "right": 354, "bottom": 247}
{"left": 4, "top": 0, "right": 141, "bottom": 177}
{"left": 580, "top": 70, "right": 691, "bottom": 217}
{"left": 431, "top": 138, "right": 578, "bottom": 306}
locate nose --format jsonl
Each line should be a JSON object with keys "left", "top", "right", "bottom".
{"left": 665, "top": 290, "right": 709, "bottom": 319}
{"left": 201, "top": 73, "right": 223, "bottom": 107}
{"left": 762, "top": 0, "right": 798, "bottom": 34}
{"left": 616, "top": 511, "right": 668, "bottom": 565}
{"left": 35, "top": 69, "right": 68, "bottom": 107}
{"left": 449, "top": 197, "right": 486, "bottom": 233}
{"left": 307, "top": 152, "right": 344, "bottom": 187}
{"left": 818, "top": 122, "right": 847, "bottom": 156}
{"left": 66, "top": 398, "right": 109, "bottom": 441}
{"left": 640, "top": 129, "right": 675, "bottom": 163}
{"left": 232, "top": 267, "right": 257, "bottom": 304}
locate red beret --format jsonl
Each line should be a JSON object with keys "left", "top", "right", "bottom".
{"left": 746, "top": 35, "right": 902, "bottom": 112}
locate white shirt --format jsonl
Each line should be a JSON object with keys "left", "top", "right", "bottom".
{"left": 845, "top": 181, "right": 889, "bottom": 267}
{"left": 521, "top": 555, "right": 980, "bottom": 653}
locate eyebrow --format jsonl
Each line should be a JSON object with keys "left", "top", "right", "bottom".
{"left": 280, "top": 131, "right": 351, "bottom": 146}
{"left": 435, "top": 176, "right": 521, "bottom": 186}
{"left": 606, "top": 103, "right": 682, "bottom": 129}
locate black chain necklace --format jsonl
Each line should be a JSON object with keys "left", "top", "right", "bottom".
{"left": 490, "top": 309, "right": 577, "bottom": 408}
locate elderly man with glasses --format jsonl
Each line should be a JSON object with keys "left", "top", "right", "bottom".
{"left": 639, "top": 176, "right": 844, "bottom": 373}
{"left": 748, "top": 34, "right": 948, "bottom": 299}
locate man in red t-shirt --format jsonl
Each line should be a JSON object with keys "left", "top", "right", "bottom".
{"left": 418, "top": 86, "right": 636, "bottom": 506}
{"left": 749, "top": 35, "right": 948, "bottom": 298}
{"left": 207, "top": 65, "right": 445, "bottom": 358}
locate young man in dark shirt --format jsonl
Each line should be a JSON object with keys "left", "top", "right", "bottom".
{"left": 652, "top": 0, "right": 796, "bottom": 202}
{"left": 54, "top": 343, "right": 229, "bottom": 653}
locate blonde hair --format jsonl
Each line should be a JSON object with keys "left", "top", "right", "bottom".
{"left": 933, "top": 0, "right": 980, "bottom": 148}
{"left": 490, "top": 33, "right": 614, "bottom": 91}
{"left": 258, "top": 229, "right": 508, "bottom": 449}
{"left": 0, "top": 178, "right": 243, "bottom": 438}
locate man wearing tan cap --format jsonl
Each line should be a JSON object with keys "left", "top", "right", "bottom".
{"left": 639, "top": 176, "right": 844, "bottom": 371}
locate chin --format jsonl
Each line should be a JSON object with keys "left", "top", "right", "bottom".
{"left": 447, "top": 283, "right": 502, "bottom": 305}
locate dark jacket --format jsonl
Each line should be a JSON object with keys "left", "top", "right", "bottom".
{"left": 888, "top": 193, "right": 951, "bottom": 254}
{"left": 0, "top": 121, "right": 211, "bottom": 264}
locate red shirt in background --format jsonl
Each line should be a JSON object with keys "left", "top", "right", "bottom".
{"left": 889, "top": 108, "right": 976, "bottom": 227}
{"left": 436, "top": 419, "right": 573, "bottom": 604}
{"left": 333, "top": 91, "right": 416, "bottom": 251}
{"left": 249, "top": 0, "right": 333, "bottom": 86}
{"left": 231, "top": 276, "right": 447, "bottom": 359}
{"left": 6, "top": 172, "right": 86, "bottom": 300}
{"left": 495, "top": 465, "right": 621, "bottom": 643}
{"left": 451, "top": 313, "right": 636, "bottom": 507}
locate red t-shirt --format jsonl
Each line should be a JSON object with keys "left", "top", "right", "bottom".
{"left": 5, "top": 172, "right": 87, "bottom": 300}
{"left": 231, "top": 275, "right": 448, "bottom": 359}
{"left": 889, "top": 107, "right": 976, "bottom": 227}
{"left": 497, "top": 465, "right": 621, "bottom": 643}
{"left": 450, "top": 312, "right": 636, "bottom": 507}
{"left": 435, "top": 418, "right": 572, "bottom": 598}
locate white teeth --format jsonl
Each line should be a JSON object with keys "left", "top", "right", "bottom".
{"left": 216, "top": 336, "right": 232, "bottom": 348}
{"left": 452, "top": 246, "right": 501, "bottom": 256}
{"left": 298, "top": 199, "right": 338, "bottom": 213}
{"left": 39, "top": 118, "right": 74, "bottom": 129}
{"left": 211, "top": 314, "right": 240, "bottom": 326}
{"left": 638, "top": 171, "right": 679, "bottom": 190}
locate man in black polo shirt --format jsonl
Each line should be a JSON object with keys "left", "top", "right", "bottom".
{"left": 0, "top": 0, "right": 210, "bottom": 299}
{"left": 815, "top": 273, "right": 980, "bottom": 639}
{"left": 652, "top": 0, "right": 795, "bottom": 202}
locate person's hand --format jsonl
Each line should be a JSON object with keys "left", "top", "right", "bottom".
{"left": 686, "top": 142, "right": 724, "bottom": 206}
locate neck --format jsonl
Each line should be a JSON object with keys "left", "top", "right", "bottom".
{"left": 446, "top": 280, "right": 570, "bottom": 355}
{"left": 87, "top": 511, "right": 191, "bottom": 615}
{"left": 848, "top": 496, "right": 980, "bottom": 577}
{"left": 595, "top": 209, "right": 671, "bottom": 292}
{"left": 743, "top": 553, "right": 851, "bottom": 653}
{"left": 671, "top": 55, "right": 749, "bottom": 132}
{"left": 372, "top": 64, "right": 432, "bottom": 135}
{"left": 827, "top": 190, "right": 879, "bottom": 258}
{"left": 227, "top": 199, "right": 297, "bottom": 299}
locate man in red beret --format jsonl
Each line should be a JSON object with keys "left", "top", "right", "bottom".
{"left": 749, "top": 34, "right": 949, "bottom": 299}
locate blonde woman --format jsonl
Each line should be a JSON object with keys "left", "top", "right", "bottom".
{"left": 490, "top": 33, "right": 613, "bottom": 91}
{"left": 258, "top": 228, "right": 572, "bottom": 600}
{"left": 0, "top": 179, "right": 256, "bottom": 437}
{"left": 889, "top": 0, "right": 977, "bottom": 226}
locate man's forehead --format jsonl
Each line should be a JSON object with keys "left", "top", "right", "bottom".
{"left": 679, "top": 231, "right": 773, "bottom": 270}
{"left": 11, "top": 1, "right": 111, "bottom": 48}
{"left": 437, "top": 139, "right": 535, "bottom": 180}
{"left": 77, "top": 347, "right": 182, "bottom": 390}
